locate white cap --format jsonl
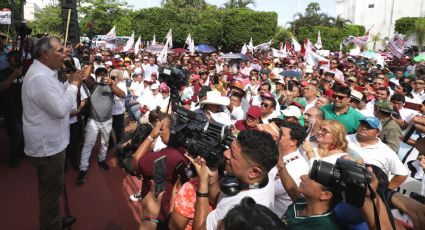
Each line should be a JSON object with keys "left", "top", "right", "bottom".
{"left": 350, "top": 90, "right": 363, "bottom": 101}
{"left": 104, "top": 61, "right": 112, "bottom": 66}
{"left": 114, "top": 54, "right": 121, "bottom": 59}
{"left": 281, "top": 105, "right": 301, "bottom": 119}
{"left": 151, "top": 83, "right": 159, "bottom": 90}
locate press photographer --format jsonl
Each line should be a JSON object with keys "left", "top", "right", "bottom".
{"left": 0, "top": 50, "right": 24, "bottom": 167}
{"left": 77, "top": 67, "right": 125, "bottom": 185}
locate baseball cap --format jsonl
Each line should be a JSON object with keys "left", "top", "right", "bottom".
{"left": 281, "top": 105, "right": 302, "bottom": 119}
{"left": 350, "top": 90, "right": 363, "bottom": 101}
{"left": 291, "top": 97, "right": 307, "bottom": 109}
{"left": 261, "top": 92, "right": 275, "bottom": 100}
{"left": 375, "top": 100, "right": 397, "bottom": 114}
{"left": 151, "top": 83, "right": 159, "bottom": 90}
{"left": 360, "top": 117, "right": 382, "bottom": 131}
{"left": 95, "top": 67, "right": 108, "bottom": 75}
{"left": 246, "top": 106, "right": 262, "bottom": 119}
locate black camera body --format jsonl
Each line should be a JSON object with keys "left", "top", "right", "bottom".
{"left": 168, "top": 106, "right": 234, "bottom": 169}
{"left": 310, "top": 158, "right": 371, "bottom": 208}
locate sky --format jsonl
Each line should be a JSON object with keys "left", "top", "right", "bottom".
{"left": 30, "top": 0, "right": 336, "bottom": 26}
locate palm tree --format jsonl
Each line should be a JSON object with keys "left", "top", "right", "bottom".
{"left": 415, "top": 19, "right": 425, "bottom": 52}
{"left": 369, "top": 33, "right": 382, "bottom": 51}
{"left": 223, "top": 0, "right": 256, "bottom": 8}
{"left": 330, "top": 15, "right": 351, "bottom": 28}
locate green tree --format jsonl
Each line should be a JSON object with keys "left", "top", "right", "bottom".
{"left": 368, "top": 34, "right": 382, "bottom": 51}
{"left": 28, "top": 4, "right": 63, "bottom": 35}
{"left": 223, "top": 0, "right": 256, "bottom": 8}
{"left": 78, "top": 0, "right": 133, "bottom": 36}
{"left": 273, "top": 26, "right": 292, "bottom": 47}
{"left": 161, "top": 0, "right": 207, "bottom": 9}
{"left": 395, "top": 17, "right": 418, "bottom": 35}
{"left": 289, "top": 2, "right": 333, "bottom": 35}
{"left": 416, "top": 18, "right": 425, "bottom": 52}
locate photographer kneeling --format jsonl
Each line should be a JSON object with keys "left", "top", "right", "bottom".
{"left": 131, "top": 114, "right": 189, "bottom": 226}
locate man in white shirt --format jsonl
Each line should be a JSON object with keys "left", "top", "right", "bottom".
{"left": 110, "top": 69, "right": 127, "bottom": 143}
{"left": 227, "top": 93, "right": 245, "bottom": 124}
{"left": 347, "top": 117, "right": 408, "bottom": 190}
{"left": 409, "top": 78, "right": 425, "bottom": 104}
{"left": 143, "top": 57, "right": 159, "bottom": 81}
{"left": 198, "top": 130, "right": 278, "bottom": 229}
{"left": 22, "top": 36, "right": 82, "bottom": 229}
{"left": 271, "top": 122, "right": 310, "bottom": 217}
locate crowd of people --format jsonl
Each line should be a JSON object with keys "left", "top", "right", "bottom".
{"left": 1, "top": 33, "right": 425, "bottom": 230}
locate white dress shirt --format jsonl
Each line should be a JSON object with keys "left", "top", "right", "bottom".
{"left": 112, "top": 80, "right": 127, "bottom": 115}
{"left": 22, "top": 60, "right": 78, "bottom": 157}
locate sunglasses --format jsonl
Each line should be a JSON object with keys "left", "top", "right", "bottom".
{"left": 332, "top": 94, "right": 347, "bottom": 100}
{"left": 261, "top": 102, "right": 271, "bottom": 108}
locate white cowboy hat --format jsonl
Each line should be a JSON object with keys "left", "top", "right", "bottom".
{"left": 199, "top": 90, "right": 230, "bottom": 106}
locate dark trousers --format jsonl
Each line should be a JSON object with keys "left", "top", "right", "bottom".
{"left": 112, "top": 113, "right": 125, "bottom": 143}
{"left": 66, "top": 120, "right": 83, "bottom": 169}
{"left": 4, "top": 110, "right": 24, "bottom": 162}
{"left": 31, "top": 151, "right": 65, "bottom": 230}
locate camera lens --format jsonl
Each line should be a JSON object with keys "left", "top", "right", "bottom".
{"left": 310, "top": 160, "right": 340, "bottom": 187}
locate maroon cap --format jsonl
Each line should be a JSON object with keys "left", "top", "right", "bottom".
{"left": 246, "top": 106, "right": 261, "bottom": 119}
{"left": 181, "top": 98, "right": 191, "bottom": 105}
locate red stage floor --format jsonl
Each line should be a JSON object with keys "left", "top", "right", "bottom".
{"left": 0, "top": 127, "right": 143, "bottom": 230}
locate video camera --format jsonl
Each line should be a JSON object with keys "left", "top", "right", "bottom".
{"left": 158, "top": 66, "right": 189, "bottom": 104}
{"left": 310, "top": 158, "right": 371, "bottom": 208}
{"left": 168, "top": 106, "right": 235, "bottom": 169}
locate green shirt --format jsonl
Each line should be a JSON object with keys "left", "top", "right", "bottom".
{"left": 283, "top": 199, "right": 342, "bottom": 230}
{"left": 321, "top": 104, "right": 364, "bottom": 134}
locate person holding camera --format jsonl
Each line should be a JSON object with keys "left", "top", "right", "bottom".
{"left": 0, "top": 50, "right": 24, "bottom": 167}
{"left": 77, "top": 67, "right": 125, "bottom": 184}
{"left": 22, "top": 36, "right": 82, "bottom": 229}
{"left": 130, "top": 114, "right": 189, "bottom": 226}
{"left": 187, "top": 130, "right": 278, "bottom": 230}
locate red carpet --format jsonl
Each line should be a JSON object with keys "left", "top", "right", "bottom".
{"left": 0, "top": 128, "right": 143, "bottom": 230}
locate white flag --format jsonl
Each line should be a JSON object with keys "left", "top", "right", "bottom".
{"left": 305, "top": 48, "right": 329, "bottom": 66}
{"left": 157, "top": 44, "right": 168, "bottom": 64}
{"left": 241, "top": 43, "right": 247, "bottom": 55}
{"left": 254, "top": 40, "right": 273, "bottom": 50}
{"left": 106, "top": 26, "right": 116, "bottom": 42}
{"left": 314, "top": 30, "right": 322, "bottom": 50}
{"left": 185, "top": 34, "right": 192, "bottom": 46}
{"left": 292, "top": 37, "right": 301, "bottom": 52}
{"left": 152, "top": 34, "right": 156, "bottom": 46}
{"left": 134, "top": 36, "right": 141, "bottom": 54}
{"left": 248, "top": 37, "right": 254, "bottom": 53}
{"left": 165, "top": 29, "right": 173, "bottom": 49}
{"left": 123, "top": 32, "right": 135, "bottom": 52}
{"left": 272, "top": 48, "right": 287, "bottom": 58}
{"left": 189, "top": 38, "right": 195, "bottom": 55}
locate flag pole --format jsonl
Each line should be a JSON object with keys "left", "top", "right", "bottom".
{"left": 64, "top": 9, "right": 72, "bottom": 44}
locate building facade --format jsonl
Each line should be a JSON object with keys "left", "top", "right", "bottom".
{"left": 336, "top": 0, "right": 425, "bottom": 40}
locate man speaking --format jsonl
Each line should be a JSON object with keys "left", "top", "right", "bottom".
{"left": 22, "top": 36, "right": 82, "bottom": 229}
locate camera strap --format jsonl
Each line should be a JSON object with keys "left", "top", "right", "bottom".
{"left": 367, "top": 183, "right": 381, "bottom": 230}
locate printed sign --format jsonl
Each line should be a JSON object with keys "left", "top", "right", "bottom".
{"left": 0, "top": 8, "right": 11, "bottom": 25}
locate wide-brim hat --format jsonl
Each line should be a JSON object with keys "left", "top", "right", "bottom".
{"left": 199, "top": 90, "right": 230, "bottom": 106}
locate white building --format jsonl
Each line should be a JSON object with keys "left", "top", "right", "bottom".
{"left": 336, "top": 0, "right": 425, "bottom": 41}
{"left": 23, "top": 2, "right": 42, "bottom": 21}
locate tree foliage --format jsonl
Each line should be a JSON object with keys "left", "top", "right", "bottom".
{"left": 395, "top": 17, "right": 418, "bottom": 35}
{"left": 223, "top": 0, "right": 256, "bottom": 8}
{"left": 416, "top": 18, "right": 425, "bottom": 52}
{"left": 132, "top": 7, "right": 276, "bottom": 50}
{"left": 28, "top": 4, "right": 63, "bottom": 35}
{"left": 161, "top": 0, "right": 208, "bottom": 10}
{"left": 289, "top": 2, "right": 364, "bottom": 51}
{"left": 78, "top": 0, "right": 133, "bottom": 35}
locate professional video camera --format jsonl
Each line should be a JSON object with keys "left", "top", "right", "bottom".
{"left": 158, "top": 66, "right": 190, "bottom": 104}
{"left": 16, "top": 22, "right": 32, "bottom": 38}
{"left": 310, "top": 158, "right": 371, "bottom": 208}
{"left": 168, "top": 105, "right": 235, "bottom": 169}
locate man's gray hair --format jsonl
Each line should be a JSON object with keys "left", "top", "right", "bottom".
{"left": 33, "top": 36, "right": 61, "bottom": 59}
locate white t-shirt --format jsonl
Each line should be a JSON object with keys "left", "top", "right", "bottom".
{"left": 229, "top": 105, "right": 245, "bottom": 124}
{"left": 271, "top": 150, "right": 310, "bottom": 218}
{"left": 112, "top": 80, "right": 127, "bottom": 115}
{"left": 347, "top": 134, "right": 409, "bottom": 177}
{"left": 129, "top": 81, "right": 144, "bottom": 98}
{"left": 206, "top": 172, "right": 275, "bottom": 230}
{"left": 65, "top": 82, "right": 89, "bottom": 124}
